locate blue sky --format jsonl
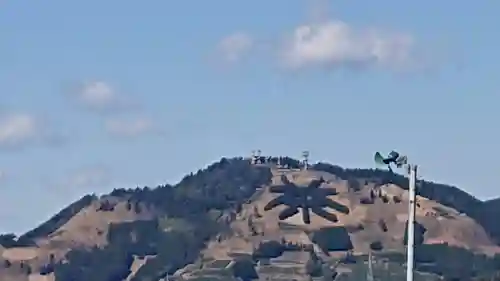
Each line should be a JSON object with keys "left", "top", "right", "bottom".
{"left": 1, "top": 1, "right": 499, "bottom": 234}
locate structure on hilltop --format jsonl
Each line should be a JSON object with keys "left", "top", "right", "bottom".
{"left": 250, "top": 149, "right": 310, "bottom": 170}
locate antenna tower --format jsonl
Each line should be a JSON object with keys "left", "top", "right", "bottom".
{"left": 302, "top": 150, "right": 309, "bottom": 170}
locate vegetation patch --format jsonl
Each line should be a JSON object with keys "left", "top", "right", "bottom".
{"left": 369, "top": 241, "right": 384, "bottom": 251}
{"left": 231, "top": 258, "right": 258, "bottom": 281}
{"left": 310, "top": 227, "right": 353, "bottom": 254}
{"left": 403, "top": 220, "right": 427, "bottom": 246}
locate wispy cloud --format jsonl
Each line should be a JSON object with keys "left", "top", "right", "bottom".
{"left": 72, "top": 81, "right": 136, "bottom": 113}
{"left": 216, "top": 32, "right": 254, "bottom": 63}
{"left": 68, "top": 80, "right": 161, "bottom": 139}
{"left": 216, "top": 6, "right": 419, "bottom": 73}
{"left": 0, "top": 113, "right": 39, "bottom": 147}
{"left": 0, "top": 112, "right": 65, "bottom": 151}
{"left": 281, "top": 21, "right": 415, "bottom": 70}
{"left": 0, "top": 113, "right": 63, "bottom": 150}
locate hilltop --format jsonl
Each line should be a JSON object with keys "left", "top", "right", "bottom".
{"left": 1, "top": 156, "right": 500, "bottom": 281}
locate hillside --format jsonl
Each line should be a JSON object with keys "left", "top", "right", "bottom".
{"left": 1, "top": 156, "right": 500, "bottom": 281}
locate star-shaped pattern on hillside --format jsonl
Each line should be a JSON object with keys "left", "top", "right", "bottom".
{"left": 263, "top": 174, "right": 350, "bottom": 224}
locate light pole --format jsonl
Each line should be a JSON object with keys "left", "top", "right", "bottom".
{"left": 406, "top": 163, "right": 417, "bottom": 281}
{"left": 374, "top": 151, "right": 416, "bottom": 281}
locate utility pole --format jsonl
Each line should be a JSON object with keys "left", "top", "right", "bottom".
{"left": 406, "top": 164, "right": 418, "bottom": 281}
{"left": 373, "top": 151, "right": 416, "bottom": 281}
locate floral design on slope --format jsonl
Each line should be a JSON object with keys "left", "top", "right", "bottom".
{"left": 264, "top": 175, "right": 350, "bottom": 224}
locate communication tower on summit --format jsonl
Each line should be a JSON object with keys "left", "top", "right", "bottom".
{"left": 250, "top": 149, "right": 264, "bottom": 165}
{"left": 302, "top": 150, "right": 309, "bottom": 170}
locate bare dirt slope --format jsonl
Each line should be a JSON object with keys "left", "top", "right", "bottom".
{"left": 201, "top": 168, "right": 499, "bottom": 260}
{"left": 36, "top": 196, "right": 156, "bottom": 249}
{"left": 0, "top": 195, "right": 157, "bottom": 281}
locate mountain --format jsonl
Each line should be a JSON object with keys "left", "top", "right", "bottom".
{"left": 1, "top": 156, "right": 500, "bottom": 281}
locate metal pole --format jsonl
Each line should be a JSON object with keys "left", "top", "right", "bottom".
{"left": 367, "top": 251, "right": 374, "bottom": 281}
{"left": 406, "top": 164, "right": 417, "bottom": 281}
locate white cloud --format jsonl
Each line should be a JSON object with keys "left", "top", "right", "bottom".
{"left": 80, "top": 81, "right": 115, "bottom": 106}
{"left": 104, "top": 116, "right": 156, "bottom": 138}
{"left": 281, "top": 20, "right": 415, "bottom": 70}
{"left": 217, "top": 32, "right": 254, "bottom": 62}
{"left": 0, "top": 113, "right": 40, "bottom": 148}
{"left": 69, "top": 80, "right": 157, "bottom": 139}
{"left": 75, "top": 81, "right": 134, "bottom": 112}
